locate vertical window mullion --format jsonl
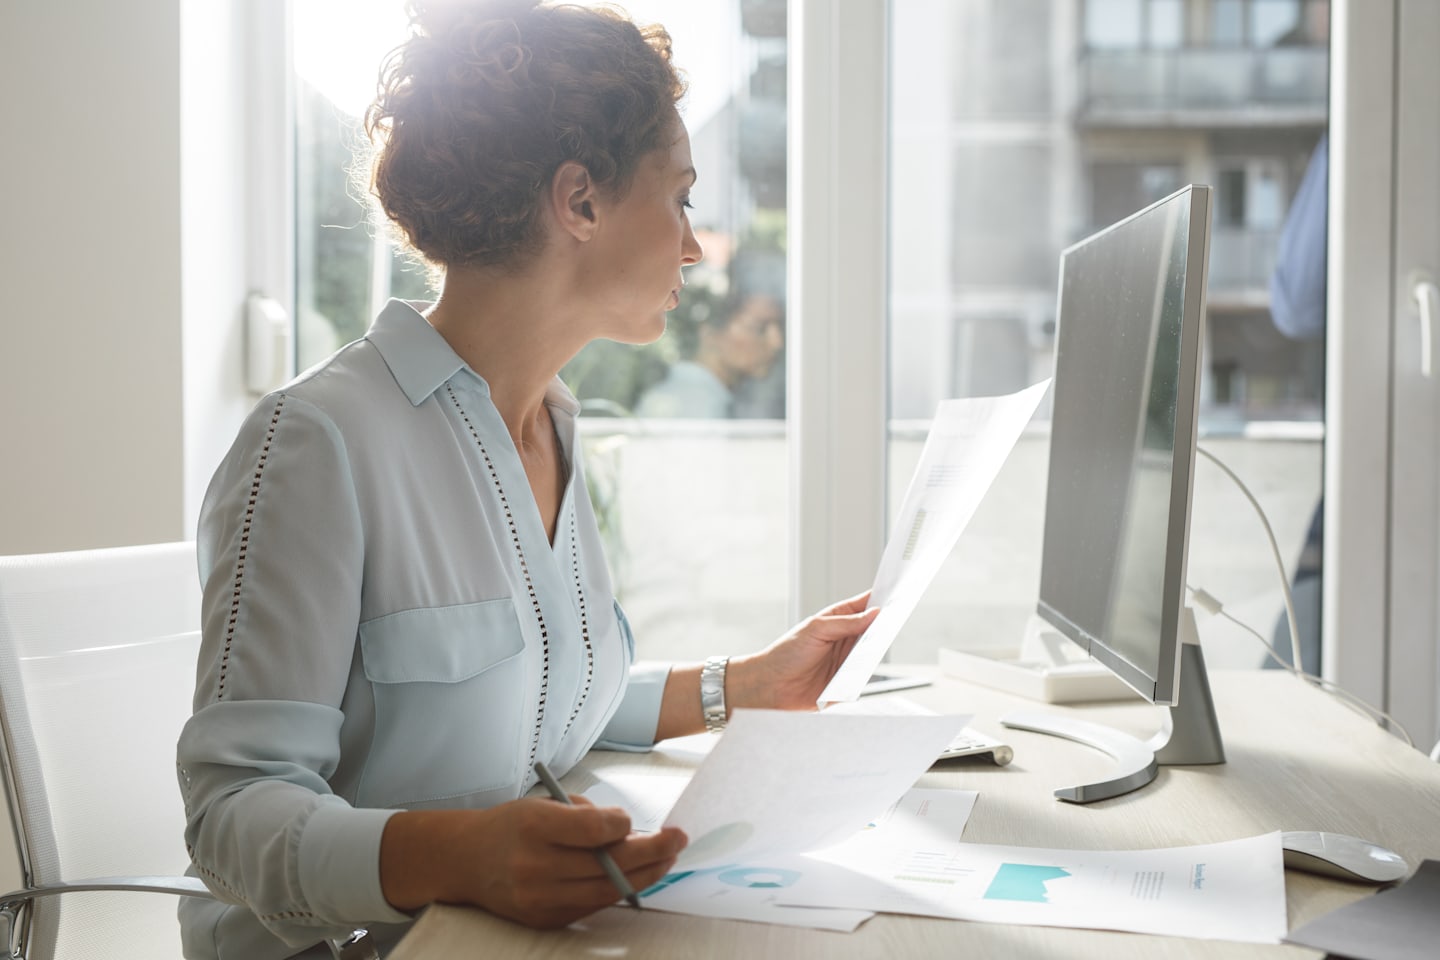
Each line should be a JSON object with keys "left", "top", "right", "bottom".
{"left": 788, "top": 0, "right": 888, "bottom": 622}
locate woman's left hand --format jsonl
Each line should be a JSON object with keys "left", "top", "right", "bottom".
{"left": 725, "top": 591, "right": 880, "bottom": 712}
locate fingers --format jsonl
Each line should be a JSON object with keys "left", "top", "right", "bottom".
{"left": 524, "top": 797, "right": 633, "bottom": 848}
{"left": 525, "top": 849, "right": 682, "bottom": 927}
{"left": 463, "top": 802, "right": 686, "bottom": 930}
{"left": 806, "top": 605, "right": 881, "bottom": 640}
{"left": 817, "top": 590, "right": 873, "bottom": 616}
{"left": 609, "top": 826, "right": 688, "bottom": 874}
{"left": 539, "top": 828, "right": 687, "bottom": 882}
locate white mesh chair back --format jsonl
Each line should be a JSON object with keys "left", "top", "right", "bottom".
{"left": 0, "top": 542, "right": 201, "bottom": 960}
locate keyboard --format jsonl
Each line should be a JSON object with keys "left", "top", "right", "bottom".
{"left": 937, "top": 727, "right": 1014, "bottom": 765}
{"left": 830, "top": 685, "right": 1015, "bottom": 765}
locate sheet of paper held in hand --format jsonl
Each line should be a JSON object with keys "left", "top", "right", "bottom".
{"left": 660, "top": 708, "right": 966, "bottom": 873}
{"left": 820, "top": 378, "right": 1052, "bottom": 703}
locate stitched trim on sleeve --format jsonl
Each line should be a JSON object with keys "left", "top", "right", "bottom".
{"left": 257, "top": 909, "right": 323, "bottom": 924}
{"left": 187, "top": 847, "right": 244, "bottom": 900}
{"left": 216, "top": 396, "right": 287, "bottom": 701}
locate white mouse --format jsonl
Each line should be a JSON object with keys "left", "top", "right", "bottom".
{"left": 1281, "top": 830, "right": 1410, "bottom": 883}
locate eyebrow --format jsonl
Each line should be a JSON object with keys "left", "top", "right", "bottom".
{"left": 682, "top": 166, "right": 697, "bottom": 186}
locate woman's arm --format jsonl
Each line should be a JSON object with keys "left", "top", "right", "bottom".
{"left": 182, "top": 395, "right": 404, "bottom": 946}
{"left": 652, "top": 592, "right": 879, "bottom": 741}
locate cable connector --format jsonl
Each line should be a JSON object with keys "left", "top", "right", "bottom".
{"left": 1188, "top": 586, "right": 1223, "bottom": 616}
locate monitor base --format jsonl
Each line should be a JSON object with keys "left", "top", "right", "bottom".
{"left": 1001, "top": 607, "right": 1225, "bottom": 803}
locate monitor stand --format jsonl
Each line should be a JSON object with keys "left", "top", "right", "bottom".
{"left": 999, "top": 606, "right": 1225, "bottom": 803}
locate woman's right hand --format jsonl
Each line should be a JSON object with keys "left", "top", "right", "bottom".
{"left": 380, "top": 796, "right": 687, "bottom": 928}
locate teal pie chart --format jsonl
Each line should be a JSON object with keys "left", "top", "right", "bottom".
{"left": 717, "top": 866, "right": 802, "bottom": 889}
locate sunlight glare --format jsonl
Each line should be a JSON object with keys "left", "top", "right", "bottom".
{"left": 293, "top": 0, "right": 741, "bottom": 125}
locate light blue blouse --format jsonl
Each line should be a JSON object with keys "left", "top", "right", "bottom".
{"left": 176, "top": 300, "right": 670, "bottom": 959}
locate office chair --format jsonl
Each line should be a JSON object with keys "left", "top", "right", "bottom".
{"left": 0, "top": 542, "right": 375, "bottom": 960}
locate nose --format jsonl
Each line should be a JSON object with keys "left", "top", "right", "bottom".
{"left": 681, "top": 217, "right": 703, "bottom": 266}
{"left": 765, "top": 322, "right": 784, "bottom": 353}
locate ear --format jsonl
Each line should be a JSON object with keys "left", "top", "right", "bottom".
{"left": 549, "top": 161, "right": 599, "bottom": 242}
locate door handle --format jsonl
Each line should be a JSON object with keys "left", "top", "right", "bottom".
{"left": 1413, "top": 274, "right": 1439, "bottom": 378}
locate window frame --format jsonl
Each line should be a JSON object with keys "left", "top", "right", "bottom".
{"left": 253, "top": 0, "right": 1435, "bottom": 745}
{"left": 788, "top": 0, "right": 889, "bottom": 621}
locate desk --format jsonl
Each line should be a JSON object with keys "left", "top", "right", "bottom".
{"left": 390, "top": 670, "right": 1440, "bottom": 959}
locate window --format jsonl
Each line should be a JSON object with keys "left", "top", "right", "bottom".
{"left": 889, "top": 0, "right": 1327, "bottom": 672}
{"left": 1082, "top": 0, "right": 1185, "bottom": 49}
{"left": 274, "top": 0, "right": 1436, "bottom": 767}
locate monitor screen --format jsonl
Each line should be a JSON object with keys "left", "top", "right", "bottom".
{"left": 1037, "top": 185, "right": 1212, "bottom": 706}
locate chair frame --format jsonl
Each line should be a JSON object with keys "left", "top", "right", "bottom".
{"left": 0, "top": 545, "right": 376, "bottom": 960}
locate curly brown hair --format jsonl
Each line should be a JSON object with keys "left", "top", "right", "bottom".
{"left": 365, "top": 0, "right": 686, "bottom": 272}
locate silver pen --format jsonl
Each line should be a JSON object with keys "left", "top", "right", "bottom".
{"left": 532, "top": 761, "right": 643, "bottom": 909}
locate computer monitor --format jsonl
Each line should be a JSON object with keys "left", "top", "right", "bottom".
{"left": 1002, "top": 184, "right": 1225, "bottom": 803}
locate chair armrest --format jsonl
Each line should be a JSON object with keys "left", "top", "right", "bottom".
{"left": 0, "top": 877, "right": 377, "bottom": 960}
{"left": 0, "top": 875, "right": 214, "bottom": 910}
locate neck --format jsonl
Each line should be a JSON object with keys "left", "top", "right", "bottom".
{"left": 425, "top": 265, "right": 584, "bottom": 446}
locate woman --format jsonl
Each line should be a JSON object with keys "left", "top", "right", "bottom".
{"left": 176, "top": 2, "right": 877, "bottom": 957}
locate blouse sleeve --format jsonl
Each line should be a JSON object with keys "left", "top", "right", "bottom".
{"left": 177, "top": 392, "right": 411, "bottom": 949}
{"left": 594, "top": 601, "right": 671, "bottom": 751}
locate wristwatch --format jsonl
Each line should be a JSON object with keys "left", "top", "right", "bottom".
{"left": 700, "top": 656, "right": 729, "bottom": 733}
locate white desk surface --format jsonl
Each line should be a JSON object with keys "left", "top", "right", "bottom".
{"left": 390, "top": 669, "right": 1440, "bottom": 959}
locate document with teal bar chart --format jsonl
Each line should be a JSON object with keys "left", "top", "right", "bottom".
{"left": 781, "top": 831, "right": 1287, "bottom": 944}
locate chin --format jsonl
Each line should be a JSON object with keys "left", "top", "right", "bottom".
{"left": 613, "top": 313, "right": 669, "bottom": 346}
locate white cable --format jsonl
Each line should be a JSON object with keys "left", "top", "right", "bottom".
{"left": 1192, "top": 445, "right": 1416, "bottom": 750}
{"left": 1194, "top": 446, "right": 1303, "bottom": 674}
{"left": 1189, "top": 587, "right": 1416, "bottom": 749}
{"left": 1431, "top": 738, "right": 1440, "bottom": 763}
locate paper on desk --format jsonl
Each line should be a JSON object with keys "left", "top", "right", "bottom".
{"left": 820, "top": 379, "right": 1051, "bottom": 703}
{"left": 781, "top": 831, "right": 1288, "bottom": 944}
{"left": 640, "top": 865, "right": 874, "bottom": 931}
{"left": 661, "top": 708, "right": 966, "bottom": 872}
{"left": 582, "top": 774, "right": 689, "bottom": 833}
{"left": 637, "top": 787, "right": 978, "bottom": 932}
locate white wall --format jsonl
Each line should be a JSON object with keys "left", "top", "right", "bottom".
{"left": 0, "top": 0, "right": 259, "bottom": 890}
{"left": 3, "top": 2, "right": 186, "bottom": 553}
{"left": 1, "top": 0, "right": 258, "bottom": 557}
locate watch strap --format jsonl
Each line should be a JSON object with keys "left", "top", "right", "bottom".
{"left": 700, "top": 655, "right": 729, "bottom": 733}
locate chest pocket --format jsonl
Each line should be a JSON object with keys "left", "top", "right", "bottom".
{"left": 358, "top": 599, "right": 527, "bottom": 807}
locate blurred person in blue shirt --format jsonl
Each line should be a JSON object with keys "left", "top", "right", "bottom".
{"left": 1267, "top": 131, "right": 1327, "bottom": 676}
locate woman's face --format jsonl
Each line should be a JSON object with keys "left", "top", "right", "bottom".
{"left": 713, "top": 295, "right": 785, "bottom": 382}
{"left": 586, "top": 121, "right": 704, "bottom": 344}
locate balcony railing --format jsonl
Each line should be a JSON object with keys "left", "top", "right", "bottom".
{"left": 1208, "top": 226, "right": 1280, "bottom": 293}
{"left": 1076, "top": 224, "right": 1279, "bottom": 293}
{"left": 1080, "top": 47, "right": 1327, "bottom": 122}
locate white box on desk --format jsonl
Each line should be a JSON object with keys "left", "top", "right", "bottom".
{"left": 938, "top": 646, "right": 1135, "bottom": 703}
